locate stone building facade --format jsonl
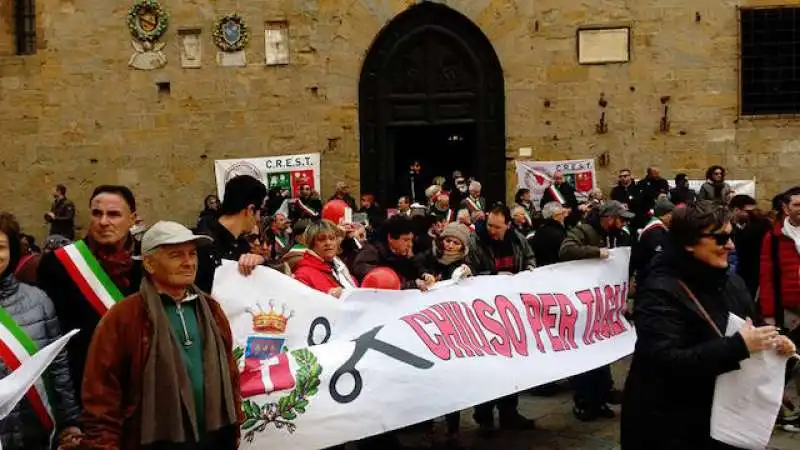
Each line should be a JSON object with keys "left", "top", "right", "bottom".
{"left": 2, "top": 0, "right": 800, "bottom": 235}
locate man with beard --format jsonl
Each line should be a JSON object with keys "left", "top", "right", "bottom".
{"left": 38, "top": 185, "right": 143, "bottom": 401}
{"left": 560, "top": 201, "right": 633, "bottom": 421}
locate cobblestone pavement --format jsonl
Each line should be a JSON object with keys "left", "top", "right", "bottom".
{"left": 391, "top": 359, "right": 800, "bottom": 449}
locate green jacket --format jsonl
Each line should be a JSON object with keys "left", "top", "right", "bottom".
{"left": 560, "top": 222, "right": 607, "bottom": 261}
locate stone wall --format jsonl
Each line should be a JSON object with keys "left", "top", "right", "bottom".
{"left": 1, "top": 0, "right": 799, "bottom": 236}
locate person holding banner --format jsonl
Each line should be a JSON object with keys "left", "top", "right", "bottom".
{"left": 37, "top": 185, "right": 143, "bottom": 402}
{"left": 0, "top": 213, "right": 82, "bottom": 450}
{"left": 293, "top": 220, "right": 358, "bottom": 298}
{"left": 466, "top": 205, "right": 537, "bottom": 433}
{"left": 195, "top": 175, "right": 268, "bottom": 293}
{"left": 621, "top": 201, "right": 796, "bottom": 449}
{"left": 82, "top": 221, "right": 240, "bottom": 450}
{"left": 560, "top": 201, "right": 633, "bottom": 421}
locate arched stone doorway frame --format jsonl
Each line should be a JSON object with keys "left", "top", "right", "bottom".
{"left": 358, "top": 2, "right": 507, "bottom": 205}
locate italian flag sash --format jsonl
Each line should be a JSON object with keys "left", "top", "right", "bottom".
{"left": 274, "top": 235, "right": 288, "bottom": 253}
{"left": 548, "top": 185, "right": 567, "bottom": 205}
{"left": 0, "top": 306, "right": 55, "bottom": 433}
{"left": 446, "top": 209, "right": 453, "bottom": 223}
{"left": 466, "top": 197, "right": 482, "bottom": 212}
{"left": 296, "top": 199, "right": 319, "bottom": 217}
{"left": 54, "top": 241, "right": 125, "bottom": 316}
{"left": 638, "top": 218, "right": 665, "bottom": 240}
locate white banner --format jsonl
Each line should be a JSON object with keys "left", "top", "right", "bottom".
{"left": 213, "top": 249, "right": 635, "bottom": 449}
{"left": 668, "top": 179, "right": 756, "bottom": 199}
{"left": 214, "top": 153, "right": 321, "bottom": 199}
{"left": 0, "top": 329, "right": 79, "bottom": 420}
{"left": 515, "top": 159, "right": 597, "bottom": 209}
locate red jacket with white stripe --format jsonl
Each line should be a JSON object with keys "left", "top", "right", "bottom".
{"left": 759, "top": 221, "right": 800, "bottom": 318}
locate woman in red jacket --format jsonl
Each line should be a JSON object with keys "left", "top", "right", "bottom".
{"left": 293, "top": 219, "right": 358, "bottom": 297}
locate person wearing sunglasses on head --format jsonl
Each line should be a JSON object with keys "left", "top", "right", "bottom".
{"left": 621, "top": 200, "right": 795, "bottom": 449}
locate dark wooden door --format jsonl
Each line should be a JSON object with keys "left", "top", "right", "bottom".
{"left": 359, "top": 3, "right": 506, "bottom": 206}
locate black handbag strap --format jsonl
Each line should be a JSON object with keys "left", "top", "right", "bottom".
{"left": 677, "top": 280, "right": 723, "bottom": 337}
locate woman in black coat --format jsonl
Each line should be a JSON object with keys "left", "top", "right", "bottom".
{"left": 621, "top": 201, "right": 795, "bottom": 449}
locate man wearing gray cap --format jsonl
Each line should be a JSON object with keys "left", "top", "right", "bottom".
{"left": 559, "top": 200, "right": 633, "bottom": 421}
{"left": 560, "top": 200, "right": 634, "bottom": 261}
{"left": 82, "top": 221, "right": 240, "bottom": 450}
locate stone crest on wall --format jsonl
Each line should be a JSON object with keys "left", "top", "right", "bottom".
{"left": 213, "top": 13, "right": 249, "bottom": 67}
{"left": 126, "top": 0, "right": 169, "bottom": 70}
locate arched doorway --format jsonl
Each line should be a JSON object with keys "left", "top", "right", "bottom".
{"left": 359, "top": 3, "right": 506, "bottom": 207}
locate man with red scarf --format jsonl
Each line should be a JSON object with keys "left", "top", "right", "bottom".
{"left": 38, "top": 185, "right": 143, "bottom": 401}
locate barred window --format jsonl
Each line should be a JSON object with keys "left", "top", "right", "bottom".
{"left": 15, "top": 0, "right": 36, "bottom": 55}
{"left": 740, "top": 7, "right": 800, "bottom": 116}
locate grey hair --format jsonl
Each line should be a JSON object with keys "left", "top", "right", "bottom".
{"left": 511, "top": 205, "right": 526, "bottom": 217}
{"left": 303, "top": 219, "right": 340, "bottom": 250}
{"left": 469, "top": 181, "right": 481, "bottom": 191}
{"left": 542, "top": 201, "right": 563, "bottom": 219}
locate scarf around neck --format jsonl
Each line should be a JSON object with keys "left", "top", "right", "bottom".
{"left": 783, "top": 218, "right": 800, "bottom": 255}
{"left": 139, "top": 278, "right": 237, "bottom": 446}
{"left": 86, "top": 236, "right": 135, "bottom": 290}
{"left": 433, "top": 243, "right": 467, "bottom": 266}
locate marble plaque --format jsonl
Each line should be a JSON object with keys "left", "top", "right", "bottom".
{"left": 217, "top": 50, "right": 246, "bottom": 67}
{"left": 265, "top": 22, "right": 290, "bottom": 66}
{"left": 577, "top": 27, "right": 630, "bottom": 64}
{"left": 179, "top": 30, "right": 202, "bottom": 68}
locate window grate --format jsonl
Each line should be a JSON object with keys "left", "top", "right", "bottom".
{"left": 14, "top": 0, "right": 36, "bottom": 55}
{"left": 739, "top": 7, "right": 800, "bottom": 115}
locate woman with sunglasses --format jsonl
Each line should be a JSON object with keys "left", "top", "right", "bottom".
{"left": 621, "top": 200, "right": 796, "bottom": 449}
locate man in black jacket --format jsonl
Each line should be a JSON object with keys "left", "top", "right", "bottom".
{"left": 531, "top": 202, "right": 569, "bottom": 266}
{"left": 466, "top": 204, "right": 536, "bottom": 433}
{"left": 632, "top": 198, "right": 675, "bottom": 287}
{"left": 195, "top": 175, "right": 269, "bottom": 293}
{"left": 730, "top": 194, "right": 770, "bottom": 298}
{"left": 352, "top": 215, "right": 435, "bottom": 290}
{"left": 610, "top": 169, "right": 639, "bottom": 210}
{"left": 38, "top": 185, "right": 143, "bottom": 401}
{"left": 635, "top": 167, "right": 670, "bottom": 227}
{"left": 669, "top": 173, "right": 697, "bottom": 205}
{"left": 45, "top": 183, "right": 77, "bottom": 240}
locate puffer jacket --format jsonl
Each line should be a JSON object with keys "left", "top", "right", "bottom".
{"left": 0, "top": 275, "right": 80, "bottom": 450}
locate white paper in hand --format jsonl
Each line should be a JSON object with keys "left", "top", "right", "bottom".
{"left": 0, "top": 329, "right": 79, "bottom": 420}
{"left": 710, "top": 314, "right": 786, "bottom": 449}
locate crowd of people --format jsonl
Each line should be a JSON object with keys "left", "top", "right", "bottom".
{"left": 0, "top": 160, "right": 797, "bottom": 449}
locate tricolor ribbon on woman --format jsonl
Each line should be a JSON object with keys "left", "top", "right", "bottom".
{"left": 0, "top": 307, "right": 55, "bottom": 435}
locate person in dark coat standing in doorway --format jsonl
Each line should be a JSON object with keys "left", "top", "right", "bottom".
{"left": 621, "top": 201, "right": 795, "bottom": 449}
